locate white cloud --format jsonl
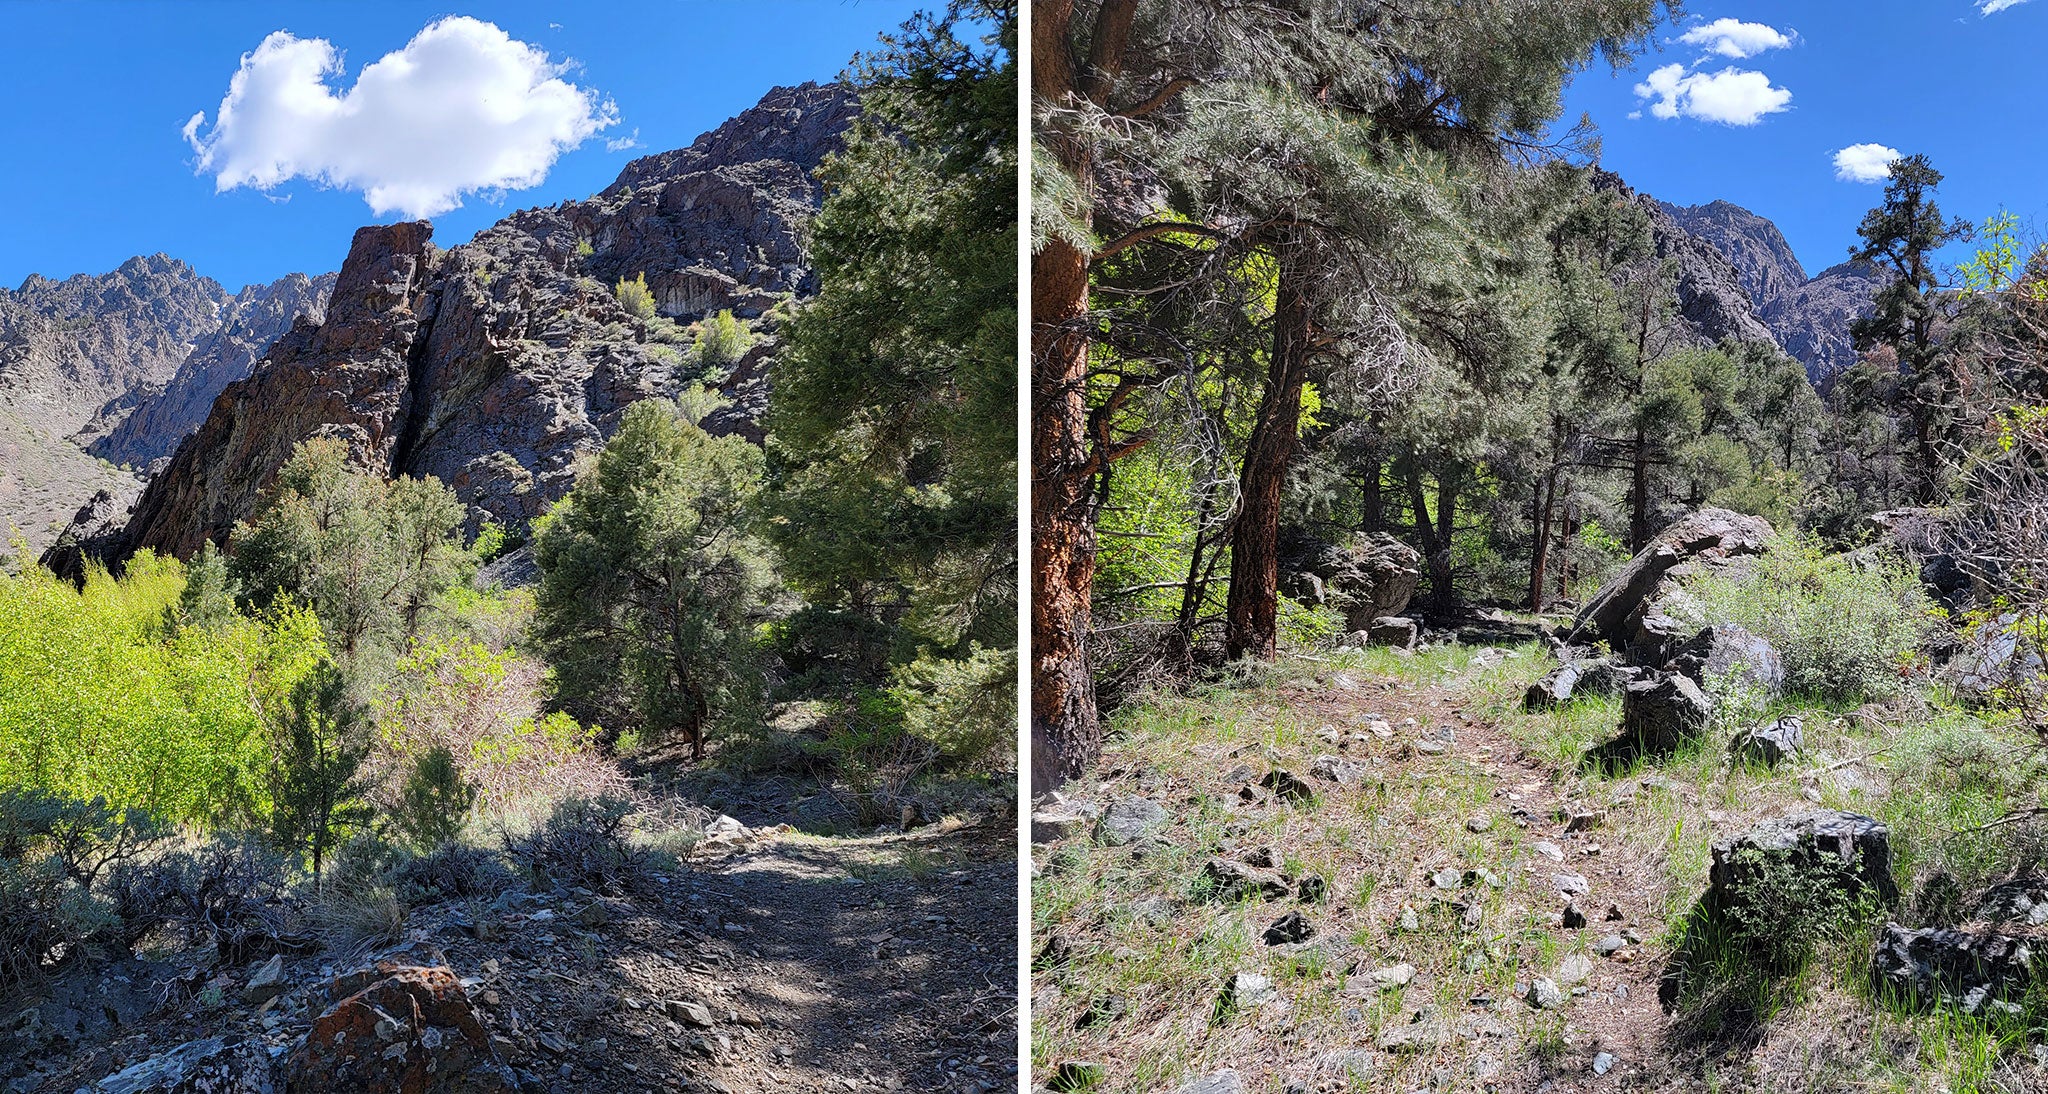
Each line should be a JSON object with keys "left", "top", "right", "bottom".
{"left": 184, "top": 17, "right": 617, "bottom": 219}
{"left": 1981, "top": 0, "right": 2032, "bottom": 13}
{"left": 1633, "top": 64, "right": 1792, "bottom": 126}
{"left": 1832, "top": 143, "right": 1901, "bottom": 183}
{"left": 605, "top": 127, "right": 643, "bottom": 153}
{"left": 1675, "top": 18, "right": 1796, "bottom": 58}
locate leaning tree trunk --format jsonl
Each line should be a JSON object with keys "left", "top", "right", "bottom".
{"left": 1224, "top": 268, "right": 1313, "bottom": 662}
{"left": 1529, "top": 469, "right": 1555, "bottom": 613}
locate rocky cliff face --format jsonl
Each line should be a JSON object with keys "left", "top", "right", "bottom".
{"left": 0, "top": 258, "right": 326, "bottom": 550}
{"left": 104, "top": 83, "right": 854, "bottom": 564}
{"left": 1592, "top": 172, "right": 1782, "bottom": 353}
{"left": 1656, "top": 193, "right": 1883, "bottom": 384}
{"left": 83, "top": 272, "right": 338, "bottom": 469}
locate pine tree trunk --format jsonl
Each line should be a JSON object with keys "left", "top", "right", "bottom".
{"left": 1031, "top": 232, "right": 1101, "bottom": 795}
{"left": 1224, "top": 267, "right": 1313, "bottom": 662}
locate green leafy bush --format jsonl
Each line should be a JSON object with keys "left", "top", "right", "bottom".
{"left": 1682, "top": 534, "right": 1932, "bottom": 702}
{"left": 613, "top": 273, "right": 657, "bottom": 320}
{"left": 0, "top": 788, "right": 165, "bottom": 986}
{"left": 694, "top": 309, "right": 751, "bottom": 368}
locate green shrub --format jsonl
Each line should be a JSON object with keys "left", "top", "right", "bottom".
{"left": 105, "top": 835, "right": 294, "bottom": 962}
{"left": 694, "top": 309, "right": 751, "bottom": 368}
{"left": 614, "top": 273, "right": 657, "bottom": 320}
{"left": 889, "top": 644, "right": 1016, "bottom": 773}
{"left": 1682, "top": 533, "right": 1933, "bottom": 702}
{"left": 0, "top": 788, "right": 168, "bottom": 985}
{"left": 574, "top": 238, "right": 595, "bottom": 259}
{"left": 389, "top": 842, "right": 516, "bottom": 906}
{"left": 391, "top": 745, "right": 477, "bottom": 852}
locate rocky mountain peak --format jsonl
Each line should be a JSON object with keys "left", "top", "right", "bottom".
{"left": 90, "top": 83, "right": 858, "bottom": 568}
{"left": 1591, "top": 170, "right": 1782, "bottom": 352}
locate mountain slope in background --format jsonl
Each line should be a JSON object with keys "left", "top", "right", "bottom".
{"left": 0, "top": 258, "right": 328, "bottom": 550}
{"left": 1659, "top": 197, "right": 1885, "bottom": 384}
{"left": 97, "top": 82, "right": 854, "bottom": 565}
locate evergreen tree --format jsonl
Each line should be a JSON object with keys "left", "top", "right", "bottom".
{"left": 229, "top": 439, "right": 471, "bottom": 655}
{"left": 533, "top": 397, "right": 764, "bottom": 761}
{"left": 391, "top": 745, "right": 476, "bottom": 852}
{"left": 263, "top": 661, "right": 372, "bottom": 890}
{"left": 1849, "top": 153, "right": 1972, "bottom": 502}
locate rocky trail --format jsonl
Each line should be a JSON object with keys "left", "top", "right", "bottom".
{"left": 1032, "top": 621, "right": 2048, "bottom": 1094}
{"left": 6, "top": 820, "right": 1016, "bottom": 1094}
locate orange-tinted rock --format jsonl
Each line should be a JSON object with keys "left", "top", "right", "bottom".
{"left": 289, "top": 963, "right": 513, "bottom": 1094}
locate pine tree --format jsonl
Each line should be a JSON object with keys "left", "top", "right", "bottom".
{"left": 264, "top": 662, "right": 372, "bottom": 890}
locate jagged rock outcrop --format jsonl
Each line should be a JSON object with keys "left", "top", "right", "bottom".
{"left": 100, "top": 83, "right": 855, "bottom": 564}
{"left": 84, "top": 272, "right": 337, "bottom": 468}
{"left": 1593, "top": 172, "right": 1780, "bottom": 352}
{"left": 1656, "top": 194, "right": 1886, "bottom": 385}
{"left": 1760, "top": 261, "right": 1888, "bottom": 386}
{"left": 1569, "top": 507, "right": 1775, "bottom": 664}
{"left": 0, "top": 257, "right": 331, "bottom": 552}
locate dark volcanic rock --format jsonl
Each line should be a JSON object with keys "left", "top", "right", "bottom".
{"left": 1619, "top": 671, "right": 1712, "bottom": 754}
{"left": 1761, "top": 261, "right": 1887, "bottom": 386}
{"left": 1593, "top": 172, "right": 1780, "bottom": 352}
{"left": 1710, "top": 810, "right": 1898, "bottom": 913}
{"left": 1871, "top": 925, "right": 2036, "bottom": 1016}
{"left": 1659, "top": 198, "right": 1807, "bottom": 312}
{"left": 1571, "top": 508, "right": 1774, "bottom": 665}
{"left": 94, "top": 1035, "right": 275, "bottom": 1094}
{"left": 1284, "top": 531, "right": 1423, "bottom": 630}
{"left": 103, "top": 83, "right": 855, "bottom": 564}
{"left": 1664, "top": 623, "right": 1785, "bottom": 698}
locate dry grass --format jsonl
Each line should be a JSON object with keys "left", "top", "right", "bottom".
{"left": 1032, "top": 641, "right": 2048, "bottom": 1094}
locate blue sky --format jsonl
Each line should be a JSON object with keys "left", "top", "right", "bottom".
{"left": 0, "top": 1, "right": 927, "bottom": 292}
{"left": 1561, "top": 0, "right": 2048, "bottom": 278}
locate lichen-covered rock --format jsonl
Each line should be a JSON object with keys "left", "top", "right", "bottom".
{"left": 1871, "top": 925, "right": 2035, "bottom": 1016}
{"left": 290, "top": 961, "right": 513, "bottom": 1094}
{"left": 1366, "top": 616, "right": 1420, "bottom": 650}
{"left": 1571, "top": 508, "right": 1774, "bottom": 665}
{"left": 1729, "top": 715, "right": 1803, "bottom": 766}
{"left": 1709, "top": 810, "right": 1898, "bottom": 914}
{"left": 1284, "top": 532, "right": 1423, "bottom": 631}
{"left": 1665, "top": 624, "right": 1785, "bottom": 698}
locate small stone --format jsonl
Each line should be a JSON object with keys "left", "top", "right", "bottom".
{"left": 1554, "top": 872, "right": 1590, "bottom": 895}
{"left": 1369, "top": 964, "right": 1417, "bottom": 990}
{"left": 1263, "top": 912, "right": 1314, "bottom": 946}
{"left": 1526, "top": 978, "right": 1566, "bottom": 1010}
{"left": 1222, "top": 972, "right": 1275, "bottom": 1010}
{"left": 1561, "top": 903, "right": 1588, "bottom": 929}
{"left": 1594, "top": 934, "right": 1627, "bottom": 956}
{"left": 667, "top": 1000, "right": 715, "bottom": 1028}
{"left": 1557, "top": 954, "right": 1594, "bottom": 985}
{"left": 1431, "top": 868, "right": 1464, "bottom": 889}
{"left": 1593, "top": 1051, "right": 1617, "bottom": 1075}
{"left": 1095, "top": 798, "right": 1170, "bottom": 846}
{"left": 1260, "top": 770, "right": 1315, "bottom": 803}
{"left": 1534, "top": 840, "right": 1565, "bottom": 862}
{"left": 1466, "top": 814, "right": 1495, "bottom": 833}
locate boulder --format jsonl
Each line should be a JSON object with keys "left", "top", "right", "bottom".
{"left": 1094, "top": 797, "right": 1168, "bottom": 846}
{"left": 1871, "top": 925, "right": 2035, "bottom": 1016}
{"left": 1524, "top": 663, "right": 1584, "bottom": 712}
{"left": 1577, "top": 660, "right": 1643, "bottom": 698}
{"left": 1664, "top": 624, "right": 1785, "bottom": 698}
{"left": 1729, "top": 715, "right": 1803, "bottom": 767}
{"left": 1030, "top": 796, "right": 1100, "bottom": 844}
{"left": 290, "top": 962, "right": 514, "bottom": 1094}
{"left": 1619, "top": 671, "right": 1713, "bottom": 753}
{"left": 1947, "top": 612, "right": 2046, "bottom": 709}
{"left": 1869, "top": 508, "right": 1978, "bottom": 613}
{"left": 95, "top": 1037, "right": 275, "bottom": 1094}
{"left": 1284, "top": 533, "right": 1423, "bottom": 631}
{"left": 1201, "top": 858, "right": 1290, "bottom": 903}
{"left": 1975, "top": 877, "right": 2048, "bottom": 927}
{"left": 1709, "top": 810, "right": 1898, "bottom": 916}
{"left": 1365, "top": 616, "right": 1420, "bottom": 650}
{"left": 1571, "top": 508, "right": 1774, "bottom": 664}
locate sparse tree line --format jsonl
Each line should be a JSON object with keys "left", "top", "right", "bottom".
{"left": 1030, "top": 0, "right": 2048, "bottom": 789}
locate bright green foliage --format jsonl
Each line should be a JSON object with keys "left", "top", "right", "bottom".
{"left": 230, "top": 439, "right": 473, "bottom": 655}
{"left": 769, "top": 2, "right": 1015, "bottom": 644}
{"left": 614, "top": 272, "right": 657, "bottom": 320}
{"left": 888, "top": 643, "right": 1017, "bottom": 771}
{"left": 694, "top": 310, "right": 751, "bottom": 370}
{"left": 534, "top": 397, "right": 765, "bottom": 758}
{"left": 1682, "top": 534, "right": 1933, "bottom": 702}
{"left": 575, "top": 238, "right": 596, "bottom": 260}
{"left": 0, "top": 548, "right": 326, "bottom": 825}
{"left": 263, "top": 661, "right": 374, "bottom": 888}
{"left": 391, "top": 745, "right": 476, "bottom": 852}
